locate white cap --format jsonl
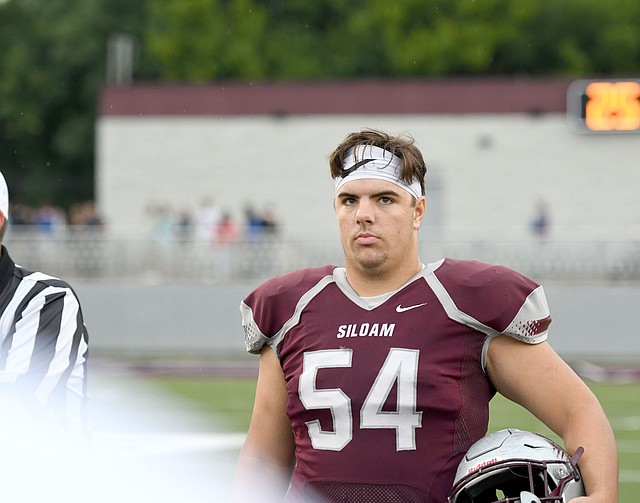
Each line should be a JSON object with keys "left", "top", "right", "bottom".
{"left": 0, "top": 172, "right": 8, "bottom": 219}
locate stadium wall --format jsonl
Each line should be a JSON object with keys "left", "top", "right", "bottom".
{"left": 96, "top": 80, "right": 640, "bottom": 244}
{"left": 91, "top": 80, "right": 640, "bottom": 362}
{"left": 76, "top": 281, "right": 640, "bottom": 361}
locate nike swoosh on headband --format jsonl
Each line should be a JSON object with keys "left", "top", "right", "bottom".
{"left": 341, "top": 159, "right": 377, "bottom": 178}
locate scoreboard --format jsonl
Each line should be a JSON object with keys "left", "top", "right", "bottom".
{"left": 567, "top": 79, "right": 640, "bottom": 133}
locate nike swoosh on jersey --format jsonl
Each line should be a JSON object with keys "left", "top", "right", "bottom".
{"left": 395, "top": 302, "right": 428, "bottom": 313}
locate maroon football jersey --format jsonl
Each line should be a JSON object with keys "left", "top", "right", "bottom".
{"left": 240, "top": 258, "right": 551, "bottom": 502}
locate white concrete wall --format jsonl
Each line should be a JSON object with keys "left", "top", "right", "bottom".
{"left": 96, "top": 113, "right": 640, "bottom": 243}
{"left": 76, "top": 281, "right": 640, "bottom": 361}
{"left": 90, "top": 111, "right": 640, "bottom": 361}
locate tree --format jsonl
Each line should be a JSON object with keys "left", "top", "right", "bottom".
{"left": 145, "top": 0, "right": 270, "bottom": 81}
{"left": 0, "top": 0, "right": 150, "bottom": 209}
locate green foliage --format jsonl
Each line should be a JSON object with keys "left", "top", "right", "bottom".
{"left": 0, "top": 0, "right": 147, "bottom": 207}
{"left": 145, "top": 0, "right": 640, "bottom": 80}
{"left": 145, "top": 0, "right": 271, "bottom": 81}
{"left": 1, "top": 0, "right": 640, "bottom": 207}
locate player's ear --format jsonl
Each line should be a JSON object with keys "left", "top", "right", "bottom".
{"left": 413, "top": 196, "right": 426, "bottom": 230}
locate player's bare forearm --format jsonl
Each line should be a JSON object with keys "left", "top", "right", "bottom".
{"left": 560, "top": 396, "right": 618, "bottom": 503}
{"left": 487, "top": 336, "right": 618, "bottom": 502}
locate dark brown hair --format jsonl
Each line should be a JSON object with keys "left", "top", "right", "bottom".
{"left": 328, "top": 128, "right": 427, "bottom": 196}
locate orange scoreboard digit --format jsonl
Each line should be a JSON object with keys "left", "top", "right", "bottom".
{"left": 567, "top": 79, "right": 640, "bottom": 133}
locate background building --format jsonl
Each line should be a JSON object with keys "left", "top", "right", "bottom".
{"left": 97, "top": 78, "right": 640, "bottom": 246}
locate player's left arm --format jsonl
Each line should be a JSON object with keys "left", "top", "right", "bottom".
{"left": 486, "top": 336, "right": 618, "bottom": 503}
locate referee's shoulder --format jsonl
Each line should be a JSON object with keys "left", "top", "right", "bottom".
{"left": 13, "top": 264, "right": 79, "bottom": 293}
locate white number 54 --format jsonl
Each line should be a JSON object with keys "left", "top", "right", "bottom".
{"left": 298, "top": 348, "right": 422, "bottom": 452}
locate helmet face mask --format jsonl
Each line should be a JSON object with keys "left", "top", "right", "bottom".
{"left": 448, "top": 429, "right": 585, "bottom": 503}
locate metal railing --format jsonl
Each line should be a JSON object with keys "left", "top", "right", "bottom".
{"left": 5, "top": 227, "right": 640, "bottom": 284}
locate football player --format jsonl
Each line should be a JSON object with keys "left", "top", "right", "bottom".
{"left": 234, "top": 129, "right": 617, "bottom": 502}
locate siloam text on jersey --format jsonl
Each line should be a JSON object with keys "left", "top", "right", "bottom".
{"left": 336, "top": 323, "right": 395, "bottom": 338}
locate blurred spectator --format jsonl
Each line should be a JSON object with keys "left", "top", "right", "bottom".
{"left": 530, "top": 198, "right": 550, "bottom": 239}
{"left": 243, "top": 204, "right": 280, "bottom": 241}
{"left": 244, "top": 205, "right": 264, "bottom": 241}
{"left": 81, "top": 201, "right": 104, "bottom": 228}
{"left": 175, "top": 210, "right": 193, "bottom": 243}
{"left": 35, "top": 205, "right": 67, "bottom": 235}
{"left": 194, "top": 197, "right": 221, "bottom": 244}
{"left": 261, "top": 207, "right": 279, "bottom": 237}
{"left": 216, "top": 211, "right": 239, "bottom": 244}
{"left": 8, "top": 203, "right": 35, "bottom": 227}
{"left": 70, "top": 201, "right": 104, "bottom": 231}
{"left": 146, "top": 203, "right": 175, "bottom": 246}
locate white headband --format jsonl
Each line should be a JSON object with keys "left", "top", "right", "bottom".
{"left": 335, "top": 145, "right": 422, "bottom": 199}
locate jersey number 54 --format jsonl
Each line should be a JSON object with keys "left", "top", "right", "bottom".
{"left": 298, "top": 348, "right": 422, "bottom": 452}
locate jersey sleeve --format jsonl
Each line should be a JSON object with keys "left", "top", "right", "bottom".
{"left": 501, "top": 283, "right": 550, "bottom": 344}
{"left": 240, "top": 266, "right": 336, "bottom": 354}
{"left": 239, "top": 296, "right": 269, "bottom": 354}
{"left": 240, "top": 275, "right": 298, "bottom": 354}
{"left": 431, "top": 259, "right": 551, "bottom": 344}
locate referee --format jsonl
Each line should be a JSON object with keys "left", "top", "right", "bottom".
{"left": 0, "top": 172, "right": 89, "bottom": 440}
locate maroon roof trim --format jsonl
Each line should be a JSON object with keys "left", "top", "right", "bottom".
{"left": 100, "top": 78, "right": 573, "bottom": 117}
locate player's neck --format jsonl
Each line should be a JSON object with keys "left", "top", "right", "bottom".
{"left": 346, "top": 259, "right": 423, "bottom": 297}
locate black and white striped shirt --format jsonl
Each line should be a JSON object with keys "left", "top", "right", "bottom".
{"left": 0, "top": 245, "right": 89, "bottom": 435}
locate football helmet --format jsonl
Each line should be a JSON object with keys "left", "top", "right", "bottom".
{"left": 448, "top": 429, "right": 585, "bottom": 503}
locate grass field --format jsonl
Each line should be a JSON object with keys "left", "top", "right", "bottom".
{"left": 124, "top": 374, "right": 639, "bottom": 501}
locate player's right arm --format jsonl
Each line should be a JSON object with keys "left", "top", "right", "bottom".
{"left": 234, "top": 345, "right": 295, "bottom": 502}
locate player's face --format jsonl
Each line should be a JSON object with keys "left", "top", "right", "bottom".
{"left": 334, "top": 178, "right": 425, "bottom": 277}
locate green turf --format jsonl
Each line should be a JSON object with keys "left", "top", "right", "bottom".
{"left": 144, "top": 376, "right": 639, "bottom": 501}
{"left": 147, "top": 376, "right": 258, "bottom": 431}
